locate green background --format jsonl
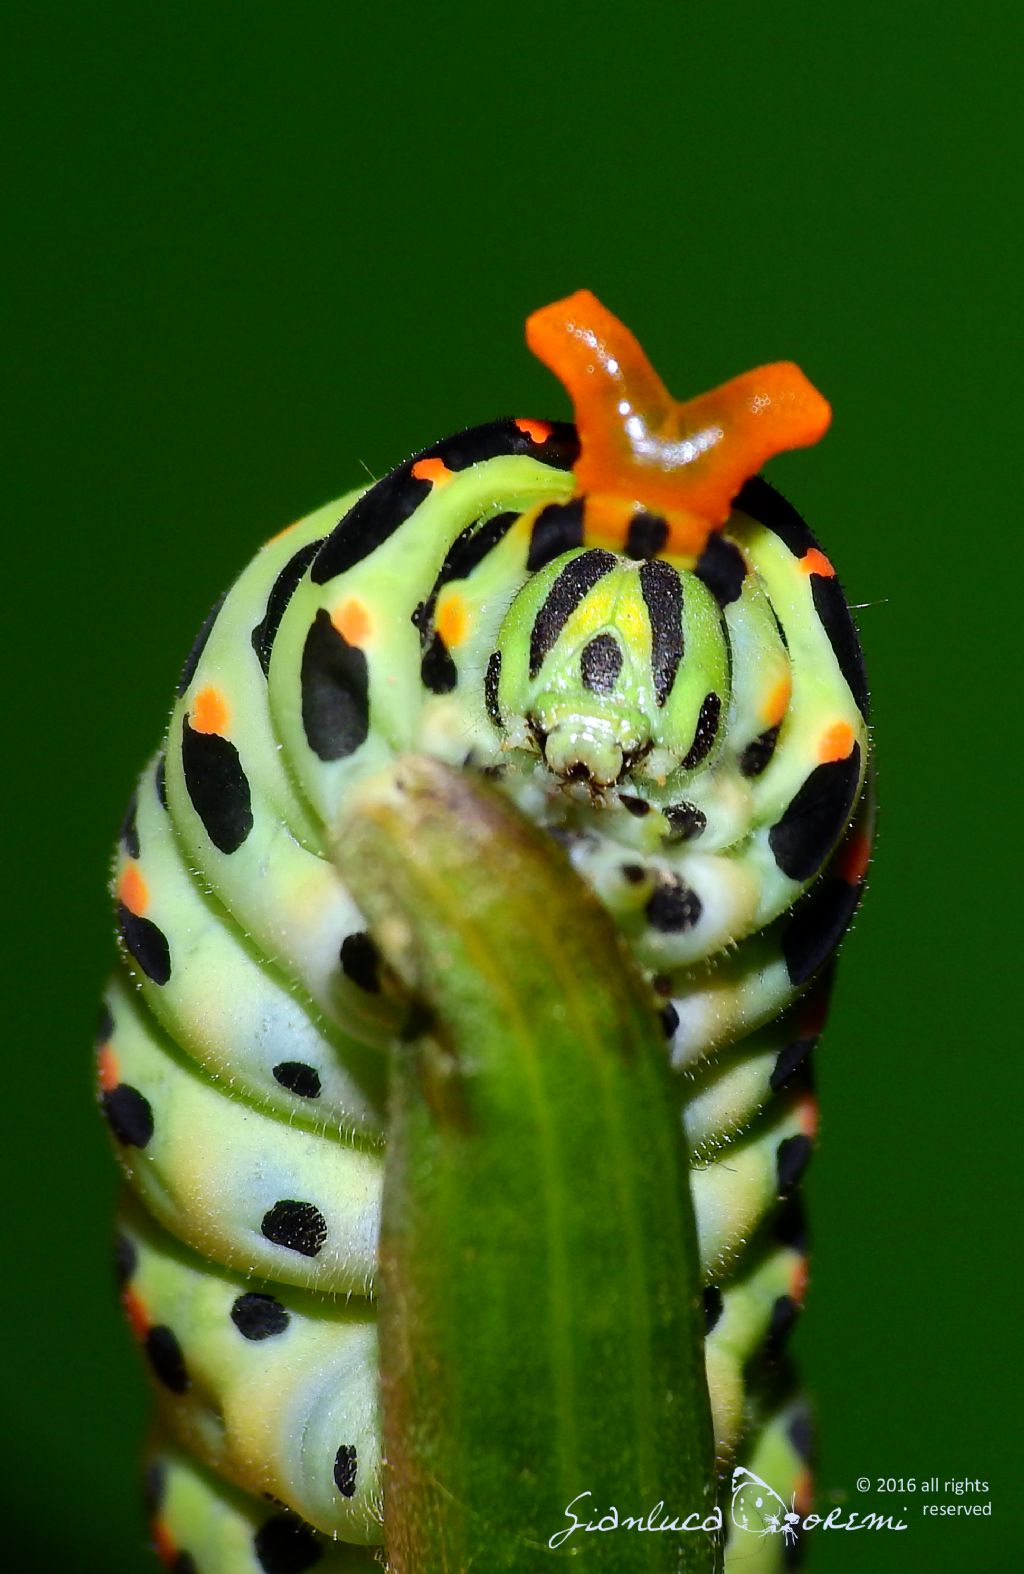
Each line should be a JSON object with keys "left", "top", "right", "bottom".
{"left": 6, "top": 3, "right": 1018, "bottom": 1568}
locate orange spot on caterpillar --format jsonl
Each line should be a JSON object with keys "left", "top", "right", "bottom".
{"left": 794, "top": 1468, "right": 815, "bottom": 1517}
{"left": 97, "top": 1044, "right": 120, "bottom": 1093}
{"left": 838, "top": 829, "right": 872, "bottom": 885}
{"left": 798, "top": 1093, "right": 819, "bottom": 1140}
{"left": 526, "top": 290, "right": 830, "bottom": 551}
{"left": 332, "top": 600, "right": 371, "bottom": 646}
{"left": 514, "top": 418, "right": 553, "bottom": 444}
{"left": 411, "top": 457, "right": 453, "bottom": 485}
{"left": 122, "top": 1286, "right": 149, "bottom": 1342}
{"left": 152, "top": 1520, "right": 178, "bottom": 1567}
{"left": 818, "top": 721, "right": 855, "bottom": 762}
{"left": 800, "top": 546, "right": 835, "bottom": 577}
{"left": 762, "top": 673, "right": 792, "bottom": 728}
{"left": 191, "top": 686, "right": 229, "bottom": 736}
{"left": 789, "top": 1255, "right": 809, "bottom": 1306}
{"left": 437, "top": 593, "right": 468, "bottom": 649}
{"left": 118, "top": 862, "right": 149, "bottom": 917}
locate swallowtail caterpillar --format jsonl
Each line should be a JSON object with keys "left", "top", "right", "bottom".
{"left": 99, "top": 292, "right": 871, "bottom": 1572}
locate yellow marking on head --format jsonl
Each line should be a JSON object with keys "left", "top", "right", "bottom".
{"left": 569, "top": 578, "right": 619, "bottom": 638}
{"left": 617, "top": 594, "right": 648, "bottom": 648}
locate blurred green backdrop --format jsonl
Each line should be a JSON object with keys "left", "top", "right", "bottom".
{"left": 5, "top": 3, "right": 1018, "bottom": 1569}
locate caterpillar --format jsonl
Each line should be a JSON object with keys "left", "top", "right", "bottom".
{"left": 98, "top": 291, "right": 871, "bottom": 1572}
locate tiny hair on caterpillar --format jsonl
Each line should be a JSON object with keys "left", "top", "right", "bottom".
{"left": 98, "top": 291, "right": 871, "bottom": 1572}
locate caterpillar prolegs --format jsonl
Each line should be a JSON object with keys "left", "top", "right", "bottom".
{"left": 99, "top": 293, "right": 871, "bottom": 1571}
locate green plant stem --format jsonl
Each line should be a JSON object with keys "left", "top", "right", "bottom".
{"left": 333, "top": 756, "right": 720, "bottom": 1572}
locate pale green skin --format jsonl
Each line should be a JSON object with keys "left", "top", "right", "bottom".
{"left": 101, "top": 432, "right": 869, "bottom": 1571}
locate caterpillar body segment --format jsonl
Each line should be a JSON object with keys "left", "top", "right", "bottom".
{"left": 119, "top": 1200, "right": 382, "bottom": 1545}
{"left": 113, "top": 753, "right": 388, "bottom": 1141}
{"left": 100, "top": 977, "right": 381, "bottom": 1296}
{"left": 99, "top": 294, "right": 870, "bottom": 1571}
{"left": 723, "top": 1396, "right": 814, "bottom": 1571}
{"left": 145, "top": 1438, "right": 379, "bottom": 1573}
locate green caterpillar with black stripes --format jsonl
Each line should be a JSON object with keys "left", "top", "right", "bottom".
{"left": 99, "top": 292, "right": 871, "bottom": 1572}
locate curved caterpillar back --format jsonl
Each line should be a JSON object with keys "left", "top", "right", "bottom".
{"left": 99, "top": 296, "right": 870, "bottom": 1571}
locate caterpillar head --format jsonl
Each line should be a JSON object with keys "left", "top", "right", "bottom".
{"left": 491, "top": 549, "right": 730, "bottom": 787}
{"left": 484, "top": 289, "right": 830, "bottom": 789}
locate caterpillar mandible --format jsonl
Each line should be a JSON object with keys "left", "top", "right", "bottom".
{"left": 99, "top": 291, "right": 871, "bottom": 1572}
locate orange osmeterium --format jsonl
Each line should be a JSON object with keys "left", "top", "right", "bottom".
{"left": 526, "top": 290, "right": 831, "bottom": 554}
